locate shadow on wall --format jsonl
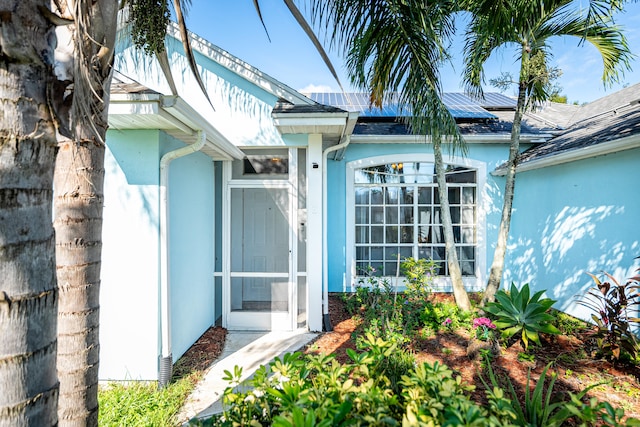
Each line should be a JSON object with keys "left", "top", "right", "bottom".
{"left": 104, "top": 137, "right": 159, "bottom": 230}
{"left": 504, "top": 204, "right": 639, "bottom": 319}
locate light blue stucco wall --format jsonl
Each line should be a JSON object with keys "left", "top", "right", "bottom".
{"left": 164, "top": 132, "right": 216, "bottom": 362}
{"left": 100, "top": 130, "right": 218, "bottom": 380}
{"left": 101, "top": 129, "right": 162, "bottom": 380}
{"left": 505, "top": 148, "right": 640, "bottom": 319}
{"left": 327, "top": 142, "right": 640, "bottom": 322}
{"left": 325, "top": 141, "right": 516, "bottom": 292}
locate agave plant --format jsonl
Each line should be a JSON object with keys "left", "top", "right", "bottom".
{"left": 484, "top": 283, "right": 560, "bottom": 349}
{"left": 577, "top": 269, "right": 640, "bottom": 361}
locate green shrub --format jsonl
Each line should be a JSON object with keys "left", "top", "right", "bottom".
{"left": 551, "top": 310, "right": 588, "bottom": 335}
{"left": 420, "top": 300, "right": 472, "bottom": 332}
{"left": 577, "top": 269, "right": 640, "bottom": 362}
{"left": 482, "top": 360, "right": 639, "bottom": 427}
{"left": 204, "top": 340, "right": 521, "bottom": 426}
{"left": 484, "top": 283, "right": 560, "bottom": 350}
{"left": 400, "top": 257, "right": 437, "bottom": 299}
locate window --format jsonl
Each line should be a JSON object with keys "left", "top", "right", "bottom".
{"left": 353, "top": 161, "right": 476, "bottom": 277}
{"left": 231, "top": 148, "right": 289, "bottom": 180}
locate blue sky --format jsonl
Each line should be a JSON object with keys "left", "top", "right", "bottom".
{"left": 184, "top": 1, "right": 640, "bottom": 104}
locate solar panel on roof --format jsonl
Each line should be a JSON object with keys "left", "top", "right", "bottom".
{"left": 305, "top": 92, "right": 503, "bottom": 120}
{"left": 479, "top": 92, "right": 517, "bottom": 109}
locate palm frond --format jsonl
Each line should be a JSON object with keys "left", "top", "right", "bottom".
{"left": 282, "top": 0, "right": 343, "bottom": 90}
{"left": 252, "top": 0, "right": 272, "bottom": 42}
{"left": 314, "top": 1, "right": 463, "bottom": 149}
{"left": 537, "top": 9, "right": 632, "bottom": 85}
{"left": 172, "top": 0, "right": 214, "bottom": 109}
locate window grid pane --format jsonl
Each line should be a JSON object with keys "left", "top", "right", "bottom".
{"left": 355, "top": 164, "right": 477, "bottom": 278}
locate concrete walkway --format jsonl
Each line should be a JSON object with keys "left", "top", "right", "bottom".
{"left": 177, "top": 330, "right": 318, "bottom": 425}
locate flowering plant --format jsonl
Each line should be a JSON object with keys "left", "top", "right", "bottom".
{"left": 442, "top": 317, "right": 453, "bottom": 330}
{"left": 473, "top": 317, "right": 496, "bottom": 341}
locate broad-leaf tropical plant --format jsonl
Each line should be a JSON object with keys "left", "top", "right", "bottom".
{"left": 484, "top": 283, "right": 560, "bottom": 349}
{"left": 460, "top": 0, "right": 633, "bottom": 306}
{"left": 308, "top": 0, "right": 472, "bottom": 310}
{"left": 577, "top": 268, "right": 640, "bottom": 361}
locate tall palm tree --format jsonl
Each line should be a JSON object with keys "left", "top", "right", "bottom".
{"left": 0, "top": 2, "right": 60, "bottom": 426}
{"left": 461, "top": 0, "right": 632, "bottom": 305}
{"left": 51, "top": 1, "right": 119, "bottom": 425}
{"left": 308, "top": 0, "right": 472, "bottom": 311}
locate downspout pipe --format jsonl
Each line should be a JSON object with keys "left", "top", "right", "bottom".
{"left": 322, "top": 112, "right": 357, "bottom": 331}
{"left": 158, "top": 130, "right": 206, "bottom": 387}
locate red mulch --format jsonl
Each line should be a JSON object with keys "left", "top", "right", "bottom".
{"left": 175, "top": 296, "right": 640, "bottom": 420}
{"left": 305, "top": 294, "right": 640, "bottom": 421}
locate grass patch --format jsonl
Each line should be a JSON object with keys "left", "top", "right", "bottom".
{"left": 98, "top": 373, "right": 200, "bottom": 427}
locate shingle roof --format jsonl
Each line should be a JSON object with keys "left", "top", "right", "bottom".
{"left": 352, "top": 111, "right": 545, "bottom": 136}
{"left": 110, "top": 73, "right": 160, "bottom": 95}
{"left": 272, "top": 99, "right": 347, "bottom": 114}
{"left": 501, "top": 83, "right": 640, "bottom": 171}
{"left": 294, "top": 92, "right": 551, "bottom": 138}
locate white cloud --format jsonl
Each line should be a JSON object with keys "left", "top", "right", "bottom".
{"left": 297, "top": 84, "right": 335, "bottom": 93}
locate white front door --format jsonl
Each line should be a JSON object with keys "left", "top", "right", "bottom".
{"left": 225, "top": 185, "right": 295, "bottom": 330}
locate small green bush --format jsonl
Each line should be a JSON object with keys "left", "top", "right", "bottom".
{"left": 203, "top": 340, "right": 520, "bottom": 427}
{"left": 420, "top": 300, "right": 472, "bottom": 332}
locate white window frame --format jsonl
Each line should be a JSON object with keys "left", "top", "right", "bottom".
{"left": 346, "top": 153, "right": 487, "bottom": 292}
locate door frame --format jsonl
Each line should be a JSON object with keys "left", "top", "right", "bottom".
{"left": 222, "top": 149, "right": 299, "bottom": 331}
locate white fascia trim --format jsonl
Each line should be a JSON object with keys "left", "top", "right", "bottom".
{"left": 272, "top": 113, "right": 351, "bottom": 127}
{"left": 492, "top": 134, "right": 640, "bottom": 176}
{"left": 110, "top": 92, "right": 163, "bottom": 103}
{"left": 349, "top": 133, "right": 551, "bottom": 144}
{"left": 165, "top": 23, "right": 313, "bottom": 106}
{"left": 109, "top": 93, "right": 244, "bottom": 160}
{"left": 160, "top": 96, "right": 244, "bottom": 159}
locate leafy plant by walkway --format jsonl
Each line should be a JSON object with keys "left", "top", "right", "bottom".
{"left": 201, "top": 284, "right": 640, "bottom": 426}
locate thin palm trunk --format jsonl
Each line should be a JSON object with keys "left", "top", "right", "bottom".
{"left": 0, "top": 2, "right": 59, "bottom": 426}
{"left": 434, "top": 142, "right": 471, "bottom": 311}
{"left": 482, "top": 48, "right": 530, "bottom": 306}
{"left": 53, "top": 2, "right": 118, "bottom": 425}
{"left": 54, "top": 140, "right": 106, "bottom": 427}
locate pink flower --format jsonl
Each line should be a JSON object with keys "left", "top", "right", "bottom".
{"left": 473, "top": 317, "right": 496, "bottom": 329}
{"left": 442, "top": 317, "right": 452, "bottom": 326}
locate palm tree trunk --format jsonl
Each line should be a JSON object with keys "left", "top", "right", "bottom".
{"left": 53, "top": 2, "right": 118, "bottom": 426}
{"left": 54, "top": 139, "right": 105, "bottom": 427}
{"left": 0, "top": 2, "right": 59, "bottom": 426}
{"left": 434, "top": 142, "right": 471, "bottom": 311}
{"left": 482, "top": 48, "right": 530, "bottom": 306}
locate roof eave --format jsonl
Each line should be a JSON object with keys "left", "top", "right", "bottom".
{"left": 272, "top": 111, "right": 355, "bottom": 136}
{"left": 492, "top": 133, "right": 640, "bottom": 176}
{"left": 108, "top": 94, "right": 244, "bottom": 160}
{"left": 349, "top": 133, "right": 550, "bottom": 144}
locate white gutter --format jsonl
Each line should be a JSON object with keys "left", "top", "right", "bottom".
{"left": 322, "top": 112, "right": 359, "bottom": 331}
{"left": 158, "top": 130, "right": 206, "bottom": 387}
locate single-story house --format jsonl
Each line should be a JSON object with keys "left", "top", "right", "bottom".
{"left": 100, "top": 23, "right": 640, "bottom": 383}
